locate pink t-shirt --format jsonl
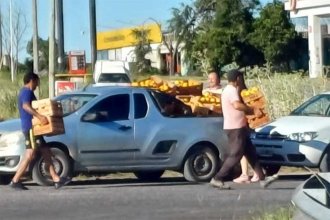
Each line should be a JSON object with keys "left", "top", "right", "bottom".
{"left": 221, "top": 84, "right": 247, "bottom": 129}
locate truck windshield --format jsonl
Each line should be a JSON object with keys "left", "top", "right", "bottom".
{"left": 55, "top": 94, "right": 97, "bottom": 116}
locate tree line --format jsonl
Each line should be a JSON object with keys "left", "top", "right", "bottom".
{"left": 165, "top": 0, "right": 306, "bottom": 75}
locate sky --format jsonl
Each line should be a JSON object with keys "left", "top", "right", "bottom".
{"left": 0, "top": 0, "right": 271, "bottom": 62}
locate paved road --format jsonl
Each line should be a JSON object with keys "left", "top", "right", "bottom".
{"left": 0, "top": 174, "right": 309, "bottom": 220}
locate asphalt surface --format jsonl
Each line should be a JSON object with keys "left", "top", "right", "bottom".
{"left": 0, "top": 174, "right": 310, "bottom": 220}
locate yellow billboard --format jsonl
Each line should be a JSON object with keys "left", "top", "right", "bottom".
{"left": 97, "top": 23, "right": 162, "bottom": 50}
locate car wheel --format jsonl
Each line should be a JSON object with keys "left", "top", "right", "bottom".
{"left": 32, "top": 148, "right": 71, "bottom": 186}
{"left": 319, "top": 150, "right": 330, "bottom": 172}
{"left": 183, "top": 146, "right": 219, "bottom": 182}
{"left": 262, "top": 165, "right": 281, "bottom": 176}
{"left": 134, "top": 170, "right": 165, "bottom": 181}
{"left": 0, "top": 174, "right": 13, "bottom": 185}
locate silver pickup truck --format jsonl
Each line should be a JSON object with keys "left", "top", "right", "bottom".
{"left": 0, "top": 86, "right": 228, "bottom": 186}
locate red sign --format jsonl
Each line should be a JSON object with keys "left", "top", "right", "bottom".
{"left": 55, "top": 81, "right": 75, "bottom": 96}
{"left": 68, "top": 50, "right": 86, "bottom": 74}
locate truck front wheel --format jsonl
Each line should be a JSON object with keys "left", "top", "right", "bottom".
{"left": 183, "top": 147, "right": 219, "bottom": 182}
{"left": 32, "top": 147, "right": 71, "bottom": 186}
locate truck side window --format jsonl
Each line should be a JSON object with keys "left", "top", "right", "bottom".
{"left": 134, "top": 94, "right": 148, "bottom": 119}
{"left": 149, "top": 90, "right": 192, "bottom": 117}
{"left": 86, "top": 94, "right": 130, "bottom": 122}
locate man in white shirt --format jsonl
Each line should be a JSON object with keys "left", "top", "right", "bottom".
{"left": 202, "top": 71, "right": 222, "bottom": 95}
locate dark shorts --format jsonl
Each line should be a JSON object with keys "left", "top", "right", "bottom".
{"left": 23, "top": 129, "right": 46, "bottom": 149}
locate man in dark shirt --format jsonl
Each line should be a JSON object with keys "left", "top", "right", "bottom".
{"left": 9, "top": 72, "right": 70, "bottom": 190}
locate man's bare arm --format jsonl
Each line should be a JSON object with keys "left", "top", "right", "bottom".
{"left": 232, "top": 100, "right": 261, "bottom": 116}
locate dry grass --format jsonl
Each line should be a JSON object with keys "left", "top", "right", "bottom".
{"left": 0, "top": 72, "right": 49, "bottom": 120}
{"left": 246, "top": 72, "right": 330, "bottom": 120}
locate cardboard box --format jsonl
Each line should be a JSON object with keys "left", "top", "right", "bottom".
{"left": 32, "top": 116, "right": 65, "bottom": 136}
{"left": 246, "top": 96, "right": 266, "bottom": 109}
{"left": 176, "top": 84, "right": 203, "bottom": 96}
{"left": 242, "top": 91, "right": 264, "bottom": 103}
{"left": 248, "top": 114, "right": 270, "bottom": 129}
{"left": 32, "top": 99, "right": 63, "bottom": 117}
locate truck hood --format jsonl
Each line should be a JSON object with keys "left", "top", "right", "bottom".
{"left": 255, "top": 116, "right": 330, "bottom": 135}
{"left": 0, "top": 119, "right": 21, "bottom": 133}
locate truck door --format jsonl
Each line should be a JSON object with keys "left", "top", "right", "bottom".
{"left": 77, "top": 92, "right": 135, "bottom": 166}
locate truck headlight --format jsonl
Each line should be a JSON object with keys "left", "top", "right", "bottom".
{"left": 0, "top": 131, "right": 24, "bottom": 148}
{"left": 288, "top": 132, "right": 318, "bottom": 142}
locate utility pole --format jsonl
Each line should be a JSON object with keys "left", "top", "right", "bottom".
{"left": 9, "top": 0, "right": 14, "bottom": 82}
{"left": 32, "top": 0, "right": 39, "bottom": 73}
{"left": 49, "top": 0, "right": 56, "bottom": 98}
{"left": 0, "top": 8, "right": 3, "bottom": 65}
{"left": 89, "top": 0, "right": 96, "bottom": 72}
{"left": 55, "top": 0, "right": 65, "bottom": 72}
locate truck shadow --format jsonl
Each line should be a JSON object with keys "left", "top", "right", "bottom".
{"left": 67, "top": 176, "right": 200, "bottom": 189}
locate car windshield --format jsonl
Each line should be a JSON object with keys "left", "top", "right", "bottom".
{"left": 98, "top": 73, "right": 130, "bottom": 83}
{"left": 54, "top": 94, "right": 97, "bottom": 116}
{"left": 290, "top": 94, "right": 330, "bottom": 117}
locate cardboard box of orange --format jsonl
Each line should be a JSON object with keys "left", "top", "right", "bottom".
{"left": 241, "top": 87, "right": 270, "bottom": 129}
{"left": 32, "top": 99, "right": 65, "bottom": 136}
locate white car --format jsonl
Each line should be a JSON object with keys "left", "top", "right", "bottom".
{"left": 252, "top": 92, "right": 330, "bottom": 175}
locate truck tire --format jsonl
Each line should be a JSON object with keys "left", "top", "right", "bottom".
{"left": 183, "top": 146, "right": 219, "bottom": 182}
{"left": 32, "top": 148, "right": 71, "bottom": 186}
{"left": 134, "top": 170, "right": 165, "bottom": 181}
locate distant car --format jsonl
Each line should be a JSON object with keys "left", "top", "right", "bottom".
{"left": 93, "top": 60, "right": 131, "bottom": 86}
{"left": 0, "top": 86, "right": 228, "bottom": 186}
{"left": 252, "top": 92, "right": 330, "bottom": 175}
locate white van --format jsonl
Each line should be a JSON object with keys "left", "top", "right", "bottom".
{"left": 93, "top": 60, "right": 131, "bottom": 86}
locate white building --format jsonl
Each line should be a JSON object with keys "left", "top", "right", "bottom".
{"left": 96, "top": 24, "right": 188, "bottom": 75}
{"left": 285, "top": 0, "right": 330, "bottom": 78}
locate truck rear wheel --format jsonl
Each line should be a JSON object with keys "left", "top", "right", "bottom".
{"left": 183, "top": 146, "right": 219, "bottom": 182}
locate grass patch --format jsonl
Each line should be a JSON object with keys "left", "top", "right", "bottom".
{"left": 250, "top": 205, "right": 295, "bottom": 220}
{"left": 247, "top": 73, "right": 330, "bottom": 120}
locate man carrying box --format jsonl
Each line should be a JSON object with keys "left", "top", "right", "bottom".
{"left": 209, "top": 69, "right": 277, "bottom": 189}
{"left": 9, "top": 72, "right": 71, "bottom": 190}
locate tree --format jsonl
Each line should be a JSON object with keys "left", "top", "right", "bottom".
{"left": 250, "top": 1, "right": 297, "bottom": 69}
{"left": 26, "top": 37, "right": 59, "bottom": 71}
{"left": 131, "top": 27, "right": 152, "bottom": 74}
{"left": 1, "top": 3, "right": 28, "bottom": 79}
{"left": 165, "top": 3, "right": 200, "bottom": 75}
{"left": 203, "top": 0, "right": 262, "bottom": 71}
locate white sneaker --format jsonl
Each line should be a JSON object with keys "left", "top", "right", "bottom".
{"left": 210, "top": 178, "right": 231, "bottom": 190}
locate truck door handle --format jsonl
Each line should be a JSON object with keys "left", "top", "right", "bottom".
{"left": 118, "top": 125, "right": 132, "bottom": 131}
